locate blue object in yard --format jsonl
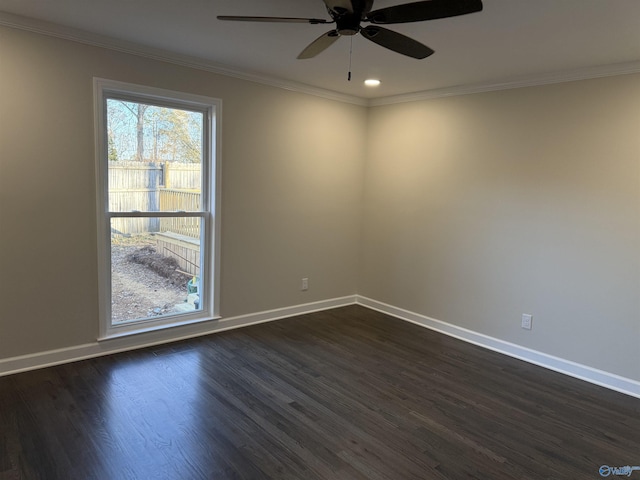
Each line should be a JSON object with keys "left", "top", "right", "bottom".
{"left": 187, "top": 277, "right": 199, "bottom": 294}
{"left": 187, "top": 276, "right": 200, "bottom": 309}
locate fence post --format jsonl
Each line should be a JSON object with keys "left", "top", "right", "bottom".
{"left": 163, "top": 161, "right": 171, "bottom": 189}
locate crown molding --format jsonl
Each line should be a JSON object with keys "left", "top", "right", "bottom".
{"left": 0, "top": 12, "right": 368, "bottom": 107}
{"left": 2, "top": 11, "right": 639, "bottom": 108}
{"left": 368, "top": 61, "right": 640, "bottom": 106}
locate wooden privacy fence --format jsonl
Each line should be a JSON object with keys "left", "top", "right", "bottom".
{"left": 162, "top": 163, "right": 201, "bottom": 190}
{"left": 159, "top": 188, "right": 201, "bottom": 211}
{"left": 109, "top": 161, "right": 201, "bottom": 238}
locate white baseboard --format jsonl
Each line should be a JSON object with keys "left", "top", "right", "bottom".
{"left": 356, "top": 296, "right": 640, "bottom": 399}
{"left": 0, "top": 295, "right": 358, "bottom": 377}
{"left": 3, "top": 294, "right": 638, "bottom": 400}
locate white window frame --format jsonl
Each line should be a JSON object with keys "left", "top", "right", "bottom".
{"left": 94, "top": 78, "right": 221, "bottom": 340}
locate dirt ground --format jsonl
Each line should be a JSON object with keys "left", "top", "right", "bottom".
{"left": 111, "top": 237, "right": 193, "bottom": 323}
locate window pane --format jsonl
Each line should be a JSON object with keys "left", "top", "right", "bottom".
{"left": 111, "top": 218, "right": 203, "bottom": 324}
{"left": 97, "top": 79, "right": 219, "bottom": 338}
{"left": 107, "top": 99, "right": 203, "bottom": 212}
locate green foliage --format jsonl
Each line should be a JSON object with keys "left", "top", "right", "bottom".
{"left": 108, "top": 132, "right": 119, "bottom": 162}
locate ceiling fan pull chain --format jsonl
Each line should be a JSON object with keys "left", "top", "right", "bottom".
{"left": 348, "top": 36, "right": 353, "bottom": 81}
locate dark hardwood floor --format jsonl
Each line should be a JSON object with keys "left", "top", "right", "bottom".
{"left": 1, "top": 305, "right": 639, "bottom": 479}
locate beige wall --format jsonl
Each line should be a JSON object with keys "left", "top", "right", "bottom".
{"left": 0, "top": 27, "right": 367, "bottom": 358}
{"left": 1, "top": 25, "right": 639, "bottom": 384}
{"left": 361, "top": 75, "right": 640, "bottom": 380}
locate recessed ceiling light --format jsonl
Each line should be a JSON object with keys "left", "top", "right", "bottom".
{"left": 364, "top": 79, "right": 381, "bottom": 87}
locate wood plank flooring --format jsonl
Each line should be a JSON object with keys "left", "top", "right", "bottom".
{"left": 1, "top": 305, "right": 639, "bottom": 479}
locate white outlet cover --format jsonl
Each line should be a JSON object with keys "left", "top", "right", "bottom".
{"left": 522, "top": 314, "right": 533, "bottom": 330}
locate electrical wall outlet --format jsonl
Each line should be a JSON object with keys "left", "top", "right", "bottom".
{"left": 301, "top": 277, "right": 309, "bottom": 291}
{"left": 521, "top": 314, "right": 533, "bottom": 330}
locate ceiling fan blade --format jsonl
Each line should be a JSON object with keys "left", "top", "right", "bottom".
{"left": 217, "top": 16, "right": 331, "bottom": 24}
{"left": 298, "top": 30, "right": 341, "bottom": 59}
{"left": 366, "top": 0, "right": 483, "bottom": 24}
{"left": 361, "top": 26, "right": 434, "bottom": 59}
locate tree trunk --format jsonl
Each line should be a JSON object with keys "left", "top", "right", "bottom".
{"left": 136, "top": 104, "right": 148, "bottom": 161}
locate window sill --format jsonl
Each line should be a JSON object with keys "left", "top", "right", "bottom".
{"left": 98, "top": 314, "right": 222, "bottom": 342}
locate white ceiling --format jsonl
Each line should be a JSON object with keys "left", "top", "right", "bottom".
{"left": 1, "top": 0, "right": 639, "bottom": 100}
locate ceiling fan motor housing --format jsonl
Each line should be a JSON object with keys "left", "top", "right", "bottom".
{"left": 336, "top": 14, "right": 361, "bottom": 35}
{"left": 331, "top": 0, "right": 374, "bottom": 35}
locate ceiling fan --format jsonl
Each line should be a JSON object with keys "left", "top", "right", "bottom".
{"left": 218, "top": 0, "right": 483, "bottom": 60}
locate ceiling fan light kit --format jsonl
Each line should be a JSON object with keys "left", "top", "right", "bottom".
{"left": 218, "top": 0, "right": 483, "bottom": 61}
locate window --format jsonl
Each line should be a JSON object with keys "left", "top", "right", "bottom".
{"left": 94, "top": 79, "right": 221, "bottom": 339}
